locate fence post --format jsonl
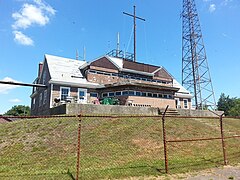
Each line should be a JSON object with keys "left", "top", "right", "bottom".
{"left": 209, "top": 110, "right": 227, "bottom": 166}
{"left": 162, "top": 105, "right": 169, "bottom": 174}
{"left": 76, "top": 114, "right": 82, "bottom": 180}
{"left": 220, "top": 114, "right": 227, "bottom": 165}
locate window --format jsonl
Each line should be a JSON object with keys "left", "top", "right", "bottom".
{"left": 90, "top": 92, "right": 98, "bottom": 97}
{"left": 43, "top": 90, "right": 47, "bottom": 104}
{"left": 60, "top": 87, "right": 70, "bottom": 101}
{"left": 128, "top": 91, "right": 135, "bottom": 96}
{"left": 102, "top": 93, "right": 108, "bottom": 97}
{"left": 135, "top": 91, "right": 141, "bottom": 96}
{"left": 108, "top": 92, "right": 115, "bottom": 97}
{"left": 163, "top": 94, "right": 168, "bottom": 98}
{"left": 115, "top": 91, "right": 122, "bottom": 96}
{"left": 89, "top": 70, "right": 96, "bottom": 74}
{"left": 158, "top": 94, "right": 163, "bottom": 98}
{"left": 184, "top": 99, "right": 188, "bottom": 109}
{"left": 168, "top": 95, "right": 173, "bottom": 99}
{"left": 39, "top": 93, "right": 42, "bottom": 107}
{"left": 97, "top": 71, "right": 104, "bottom": 75}
{"left": 147, "top": 93, "right": 153, "bottom": 97}
{"left": 142, "top": 92, "right": 147, "bottom": 97}
{"left": 153, "top": 93, "right": 158, "bottom": 98}
{"left": 79, "top": 91, "right": 85, "bottom": 97}
{"left": 122, "top": 91, "right": 129, "bottom": 96}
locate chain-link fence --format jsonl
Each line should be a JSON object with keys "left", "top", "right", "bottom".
{"left": 78, "top": 115, "right": 165, "bottom": 179}
{"left": 162, "top": 111, "right": 240, "bottom": 174}
{"left": 0, "top": 115, "right": 79, "bottom": 179}
{"left": 1, "top": 112, "right": 240, "bottom": 179}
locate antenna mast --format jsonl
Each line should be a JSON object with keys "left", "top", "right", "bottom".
{"left": 123, "top": 5, "right": 145, "bottom": 62}
{"left": 182, "top": 0, "right": 216, "bottom": 110}
{"left": 76, "top": 49, "right": 79, "bottom": 60}
{"left": 117, "top": 32, "right": 120, "bottom": 57}
{"left": 83, "top": 46, "right": 86, "bottom": 61}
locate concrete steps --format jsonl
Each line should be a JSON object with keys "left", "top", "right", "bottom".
{"left": 158, "top": 108, "right": 180, "bottom": 117}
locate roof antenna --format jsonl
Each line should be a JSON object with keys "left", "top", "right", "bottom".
{"left": 76, "top": 49, "right": 79, "bottom": 60}
{"left": 83, "top": 46, "right": 86, "bottom": 61}
{"left": 117, "top": 32, "right": 120, "bottom": 57}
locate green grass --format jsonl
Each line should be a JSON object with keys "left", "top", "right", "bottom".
{"left": 0, "top": 116, "right": 240, "bottom": 179}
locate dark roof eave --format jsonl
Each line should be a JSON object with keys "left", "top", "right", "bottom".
{"left": 102, "top": 82, "right": 180, "bottom": 92}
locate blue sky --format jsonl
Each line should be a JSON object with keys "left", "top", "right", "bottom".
{"left": 0, "top": 0, "right": 239, "bottom": 114}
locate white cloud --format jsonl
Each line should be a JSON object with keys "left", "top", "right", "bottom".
{"left": 12, "top": 0, "right": 55, "bottom": 45}
{"left": 0, "top": 77, "right": 20, "bottom": 94}
{"left": 13, "top": 31, "right": 34, "bottom": 46}
{"left": 9, "top": 99, "right": 21, "bottom": 103}
{"left": 221, "top": 0, "right": 233, "bottom": 6}
{"left": 209, "top": 4, "right": 216, "bottom": 13}
{"left": 222, "top": 33, "right": 232, "bottom": 39}
{"left": 34, "top": 0, "right": 56, "bottom": 15}
{"left": 12, "top": 0, "right": 55, "bottom": 29}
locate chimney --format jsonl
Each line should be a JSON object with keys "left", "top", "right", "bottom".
{"left": 38, "top": 62, "right": 43, "bottom": 78}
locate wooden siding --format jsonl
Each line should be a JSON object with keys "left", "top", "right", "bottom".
{"left": 123, "top": 60, "right": 159, "bottom": 73}
{"left": 90, "top": 57, "right": 119, "bottom": 71}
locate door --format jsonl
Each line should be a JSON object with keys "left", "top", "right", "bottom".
{"left": 175, "top": 98, "right": 180, "bottom": 109}
{"left": 78, "top": 88, "right": 87, "bottom": 104}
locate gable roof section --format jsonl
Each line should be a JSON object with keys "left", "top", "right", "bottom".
{"left": 90, "top": 56, "right": 119, "bottom": 71}
{"left": 45, "top": 54, "right": 101, "bottom": 88}
{"left": 154, "top": 67, "right": 172, "bottom": 80}
{"left": 173, "top": 79, "right": 193, "bottom": 98}
{"left": 86, "top": 55, "right": 174, "bottom": 80}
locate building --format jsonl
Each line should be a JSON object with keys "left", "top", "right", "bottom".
{"left": 30, "top": 51, "right": 192, "bottom": 115}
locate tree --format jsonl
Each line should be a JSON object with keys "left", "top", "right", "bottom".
{"left": 229, "top": 99, "right": 240, "bottom": 117}
{"left": 217, "top": 93, "right": 235, "bottom": 116}
{"left": 4, "top": 105, "right": 30, "bottom": 116}
{"left": 217, "top": 93, "right": 240, "bottom": 116}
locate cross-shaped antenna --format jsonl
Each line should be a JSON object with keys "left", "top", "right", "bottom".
{"left": 123, "top": 5, "right": 145, "bottom": 62}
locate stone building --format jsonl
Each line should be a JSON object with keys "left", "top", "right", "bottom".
{"left": 30, "top": 52, "right": 192, "bottom": 115}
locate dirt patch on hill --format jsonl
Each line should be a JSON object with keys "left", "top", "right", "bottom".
{"left": 120, "top": 165, "right": 240, "bottom": 180}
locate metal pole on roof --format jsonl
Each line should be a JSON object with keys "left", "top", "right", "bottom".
{"left": 83, "top": 46, "right": 86, "bottom": 61}
{"left": 123, "top": 5, "right": 145, "bottom": 62}
{"left": 76, "top": 49, "right": 79, "bottom": 60}
{"left": 117, "top": 32, "right": 120, "bottom": 57}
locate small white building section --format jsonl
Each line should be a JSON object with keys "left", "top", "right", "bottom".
{"left": 173, "top": 79, "right": 193, "bottom": 109}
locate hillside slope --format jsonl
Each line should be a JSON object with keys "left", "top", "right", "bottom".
{"left": 0, "top": 116, "right": 239, "bottom": 179}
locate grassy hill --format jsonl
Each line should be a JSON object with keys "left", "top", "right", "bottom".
{"left": 0, "top": 116, "right": 240, "bottom": 179}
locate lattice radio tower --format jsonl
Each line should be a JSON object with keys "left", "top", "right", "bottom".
{"left": 182, "top": 0, "right": 216, "bottom": 110}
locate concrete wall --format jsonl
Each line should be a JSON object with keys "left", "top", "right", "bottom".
{"left": 50, "top": 103, "right": 223, "bottom": 117}
{"left": 177, "top": 109, "right": 224, "bottom": 117}
{"left": 50, "top": 103, "right": 159, "bottom": 115}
